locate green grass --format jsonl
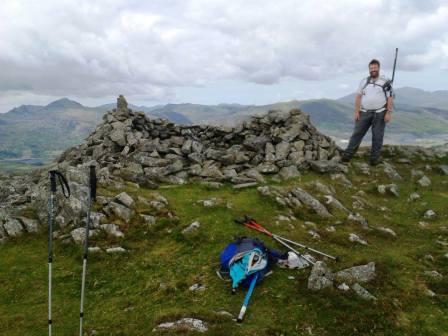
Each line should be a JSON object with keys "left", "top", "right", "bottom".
{"left": 1, "top": 154, "right": 447, "bottom": 335}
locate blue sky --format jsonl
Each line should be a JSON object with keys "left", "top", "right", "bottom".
{"left": 0, "top": 0, "right": 447, "bottom": 112}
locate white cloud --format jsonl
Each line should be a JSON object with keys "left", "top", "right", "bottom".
{"left": 0, "top": 0, "right": 447, "bottom": 109}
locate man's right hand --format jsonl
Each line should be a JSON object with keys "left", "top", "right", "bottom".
{"left": 354, "top": 110, "right": 360, "bottom": 122}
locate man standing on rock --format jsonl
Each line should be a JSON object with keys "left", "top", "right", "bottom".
{"left": 342, "top": 59, "right": 393, "bottom": 166}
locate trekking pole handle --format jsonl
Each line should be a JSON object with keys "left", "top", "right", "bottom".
{"left": 89, "top": 165, "right": 97, "bottom": 201}
{"left": 234, "top": 217, "right": 246, "bottom": 225}
{"left": 49, "top": 171, "right": 57, "bottom": 193}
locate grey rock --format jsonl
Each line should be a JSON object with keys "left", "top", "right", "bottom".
{"left": 383, "top": 162, "right": 402, "bottom": 180}
{"left": 437, "top": 164, "right": 448, "bottom": 175}
{"left": 423, "top": 209, "right": 437, "bottom": 219}
{"left": 244, "top": 169, "right": 266, "bottom": 183}
{"left": 408, "top": 192, "right": 421, "bottom": 201}
{"left": 338, "top": 283, "right": 350, "bottom": 291}
{"left": 335, "top": 262, "right": 376, "bottom": 284}
{"left": 309, "top": 160, "right": 347, "bottom": 174}
{"left": 308, "top": 261, "right": 334, "bottom": 291}
{"left": 425, "top": 288, "right": 436, "bottom": 297}
{"left": 257, "top": 162, "right": 279, "bottom": 174}
{"left": 182, "top": 221, "right": 200, "bottom": 234}
{"left": 189, "top": 283, "right": 206, "bottom": 291}
{"left": 70, "top": 227, "right": 97, "bottom": 245}
{"left": 306, "top": 181, "right": 335, "bottom": 195}
{"left": 347, "top": 213, "right": 368, "bottom": 229}
{"left": 417, "top": 175, "right": 431, "bottom": 187}
{"left": 200, "top": 181, "right": 223, "bottom": 189}
{"left": 3, "top": 217, "right": 23, "bottom": 237}
{"left": 330, "top": 173, "right": 353, "bottom": 187}
{"left": 197, "top": 198, "right": 219, "bottom": 207}
{"left": 278, "top": 165, "right": 300, "bottom": 180}
{"left": 324, "top": 195, "right": 350, "bottom": 213}
{"left": 140, "top": 214, "right": 156, "bottom": 226}
{"left": 377, "top": 227, "right": 397, "bottom": 237}
{"left": 88, "top": 246, "right": 102, "bottom": 253}
{"left": 117, "top": 95, "right": 128, "bottom": 111}
{"left": 105, "top": 202, "right": 134, "bottom": 223}
{"left": 109, "top": 128, "right": 126, "bottom": 146}
{"left": 17, "top": 217, "right": 39, "bottom": 233}
{"left": 106, "top": 246, "right": 127, "bottom": 253}
{"left": 115, "top": 192, "right": 135, "bottom": 208}
{"left": 153, "top": 318, "right": 208, "bottom": 333}
{"left": 233, "top": 182, "right": 258, "bottom": 189}
{"left": 424, "top": 270, "right": 443, "bottom": 280}
{"left": 291, "top": 187, "right": 332, "bottom": 218}
{"left": 100, "top": 224, "right": 124, "bottom": 238}
{"left": 377, "top": 184, "right": 399, "bottom": 197}
{"left": 275, "top": 142, "right": 290, "bottom": 161}
{"left": 353, "top": 162, "right": 371, "bottom": 175}
{"left": 349, "top": 233, "right": 368, "bottom": 245}
{"left": 200, "top": 165, "right": 224, "bottom": 179}
{"left": 352, "top": 283, "right": 377, "bottom": 301}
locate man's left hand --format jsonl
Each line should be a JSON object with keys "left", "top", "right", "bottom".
{"left": 384, "top": 111, "right": 392, "bottom": 123}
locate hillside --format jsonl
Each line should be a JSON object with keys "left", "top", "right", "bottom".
{"left": 0, "top": 98, "right": 104, "bottom": 164}
{"left": 0, "top": 97, "right": 447, "bottom": 335}
{"left": 1, "top": 87, "right": 448, "bottom": 172}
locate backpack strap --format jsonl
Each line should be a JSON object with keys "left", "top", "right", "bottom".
{"left": 362, "top": 76, "right": 371, "bottom": 91}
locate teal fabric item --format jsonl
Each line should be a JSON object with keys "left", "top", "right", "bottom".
{"left": 229, "top": 248, "right": 263, "bottom": 289}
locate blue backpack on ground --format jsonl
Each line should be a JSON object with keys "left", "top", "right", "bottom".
{"left": 219, "top": 237, "right": 284, "bottom": 290}
{"left": 219, "top": 237, "right": 285, "bottom": 322}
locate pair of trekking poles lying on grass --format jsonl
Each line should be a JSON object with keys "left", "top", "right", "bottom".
{"left": 235, "top": 215, "right": 339, "bottom": 265}
{"left": 230, "top": 215, "right": 338, "bottom": 322}
{"left": 47, "top": 166, "right": 96, "bottom": 336}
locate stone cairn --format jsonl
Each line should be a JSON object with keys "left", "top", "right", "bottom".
{"left": 57, "top": 95, "right": 343, "bottom": 186}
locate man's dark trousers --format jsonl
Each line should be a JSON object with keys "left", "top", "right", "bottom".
{"left": 343, "top": 110, "right": 386, "bottom": 160}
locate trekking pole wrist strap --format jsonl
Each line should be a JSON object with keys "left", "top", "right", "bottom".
{"left": 49, "top": 170, "right": 70, "bottom": 198}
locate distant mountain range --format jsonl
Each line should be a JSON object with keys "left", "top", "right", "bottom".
{"left": 1, "top": 87, "right": 447, "bottom": 168}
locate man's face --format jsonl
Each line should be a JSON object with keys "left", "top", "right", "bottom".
{"left": 369, "top": 64, "right": 380, "bottom": 78}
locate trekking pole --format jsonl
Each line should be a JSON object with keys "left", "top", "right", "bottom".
{"left": 391, "top": 48, "right": 398, "bottom": 84}
{"left": 270, "top": 235, "right": 337, "bottom": 261}
{"left": 237, "top": 273, "right": 259, "bottom": 323}
{"left": 243, "top": 217, "right": 316, "bottom": 265}
{"left": 244, "top": 215, "right": 337, "bottom": 260}
{"left": 79, "top": 165, "right": 97, "bottom": 336}
{"left": 235, "top": 217, "right": 316, "bottom": 266}
{"left": 47, "top": 170, "right": 70, "bottom": 336}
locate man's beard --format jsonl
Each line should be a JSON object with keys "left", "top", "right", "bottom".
{"left": 370, "top": 71, "right": 379, "bottom": 78}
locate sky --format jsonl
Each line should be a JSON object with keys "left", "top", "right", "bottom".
{"left": 0, "top": 0, "right": 447, "bottom": 113}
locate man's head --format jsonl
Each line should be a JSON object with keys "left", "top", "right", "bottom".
{"left": 369, "top": 59, "right": 380, "bottom": 79}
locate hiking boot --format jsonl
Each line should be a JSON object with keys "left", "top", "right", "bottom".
{"left": 341, "top": 154, "right": 352, "bottom": 163}
{"left": 369, "top": 157, "right": 382, "bottom": 166}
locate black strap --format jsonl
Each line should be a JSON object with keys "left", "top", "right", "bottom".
{"left": 49, "top": 170, "right": 71, "bottom": 198}
{"left": 362, "top": 76, "right": 371, "bottom": 91}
